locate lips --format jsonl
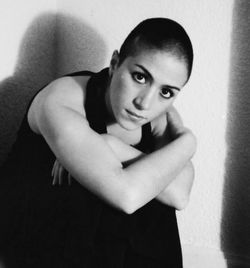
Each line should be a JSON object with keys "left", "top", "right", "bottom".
{"left": 125, "top": 109, "right": 146, "bottom": 120}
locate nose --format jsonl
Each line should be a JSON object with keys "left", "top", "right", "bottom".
{"left": 133, "top": 87, "right": 155, "bottom": 110}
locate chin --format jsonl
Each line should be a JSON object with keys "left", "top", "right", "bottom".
{"left": 118, "top": 119, "right": 143, "bottom": 131}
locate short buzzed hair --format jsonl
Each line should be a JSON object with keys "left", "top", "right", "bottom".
{"left": 119, "top": 17, "right": 194, "bottom": 80}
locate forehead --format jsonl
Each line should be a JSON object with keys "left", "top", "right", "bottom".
{"left": 123, "top": 49, "right": 188, "bottom": 88}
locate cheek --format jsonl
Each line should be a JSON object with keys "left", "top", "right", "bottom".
{"left": 110, "top": 86, "right": 129, "bottom": 113}
{"left": 110, "top": 76, "right": 123, "bottom": 104}
{"left": 116, "top": 79, "right": 134, "bottom": 104}
{"left": 110, "top": 71, "right": 139, "bottom": 110}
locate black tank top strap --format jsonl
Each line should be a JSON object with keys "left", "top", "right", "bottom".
{"left": 84, "top": 68, "right": 109, "bottom": 134}
{"left": 22, "top": 70, "right": 95, "bottom": 123}
{"left": 64, "top": 70, "right": 94, "bottom": 77}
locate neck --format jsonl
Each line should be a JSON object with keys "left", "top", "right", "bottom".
{"left": 104, "top": 82, "right": 117, "bottom": 126}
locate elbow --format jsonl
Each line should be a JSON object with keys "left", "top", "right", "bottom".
{"left": 158, "top": 188, "right": 191, "bottom": 211}
{"left": 118, "top": 194, "right": 139, "bottom": 215}
{"left": 175, "top": 163, "right": 194, "bottom": 211}
{"left": 182, "top": 130, "right": 197, "bottom": 157}
{"left": 172, "top": 184, "right": 192, "bottom": 211}
{"left": 121, "top": 205, "right": 137, "bottom": 215}
{"left": 116, "top": 187, "right": 143, "bottom": 215}
{"left": 174, "top": 196, "right": 190, "bottom": 211}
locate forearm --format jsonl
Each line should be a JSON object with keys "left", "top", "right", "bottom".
{"left": 102, "top": 134, "right": 145, "bottom": 164}
{"left": 102, "top": 132, "right": 196, "bottom": 211}
{"left": 156, "top": 161, "right": 194, "bottom": 210}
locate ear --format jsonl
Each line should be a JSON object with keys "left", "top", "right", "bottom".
{"left": 109, "top": 50, "right": 120, "bottom": 76}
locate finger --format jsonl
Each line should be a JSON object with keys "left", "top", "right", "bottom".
{"left": 51, "top": 160, "right": 56, "bottom": 177}
{"left": 59, "top": 165, "right": 64, "bottom": 186}
{"left": 52, "top": 161, "right": 59, "bottom": 185}
{"left": 55, "top": 161, "right": 62, "bottom": 186}
{"left": 53, "top": 161, "right": 60, "bottom": 185}
{"left": 68, "top": 173, "right": 72, "bottom": 186}
{"left": 52, "top": 175, "right": 56, "bottom": 186}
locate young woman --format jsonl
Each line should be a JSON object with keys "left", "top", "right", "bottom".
{"left": 0, "top": 18, "right": 196, "bottom": 267}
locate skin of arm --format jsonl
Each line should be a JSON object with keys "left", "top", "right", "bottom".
{"left": 151, "top": 106, "right": 195, "bottom": 210}
{"left": 157, "top": 161, "right": 194, "bottom": 210}
{"left": 102, "top": 107, "right": 195, "bottom": 211}
{"left": 28, "top": 77, "right": 196, "bottom": 214}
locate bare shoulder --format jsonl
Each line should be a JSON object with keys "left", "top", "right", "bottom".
{"left": 28, "top": 75, "right": 90, "bottom": 133}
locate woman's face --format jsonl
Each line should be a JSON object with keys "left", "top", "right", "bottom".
{"left": 106, "top": 49, "right": 188, "bottom": 130}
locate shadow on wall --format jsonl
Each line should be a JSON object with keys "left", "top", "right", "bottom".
{"left": 0, "top": 12, "right": 107, "bottom": 165}
{"left": 221, "top": 1, "right": 250, "bottom": 267}
{"left": 56, "top": 14, "right": 107, "bottom": 76}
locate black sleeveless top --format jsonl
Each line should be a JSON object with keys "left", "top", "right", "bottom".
{"left": 0, "top": 69, "right": 182, "bottom": 267}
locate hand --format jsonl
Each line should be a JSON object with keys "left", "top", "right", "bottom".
{"left": 51, "top": 159, "right": 72, "bottom": 186}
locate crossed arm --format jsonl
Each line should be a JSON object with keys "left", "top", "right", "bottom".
{"left": 101, "top": 133, "right": 195, "bottom": 210}
{"left": 29, "top": 76, "right": 196, "bottom": 214}
{"left": 52, "top": 131, "right": 194, "bottom": 210}
{"left": 100, "top": 104, "right": 195, "bottom": 211}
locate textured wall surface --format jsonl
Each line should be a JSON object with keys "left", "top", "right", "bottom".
{"left": 1, "top": 1, "right": 249, "bottom": 267}
{"left": 0, "top": 1, "right": 58, "bottom": 164}
{"left": 221, "top": 1, "right": 250, "bottom": 267}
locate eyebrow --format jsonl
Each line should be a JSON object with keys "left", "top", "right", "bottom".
{"left": 135, "top": 64, "right": 181, "bottom": 91}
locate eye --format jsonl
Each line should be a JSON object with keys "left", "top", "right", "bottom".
{"left": 160, "top": 87, "right": 174, "bottom": 99}
{"left": 132, "top": 72, "right": 146, "bottom": 84}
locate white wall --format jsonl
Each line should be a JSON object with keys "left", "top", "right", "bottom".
{"left": 0, "top": 1, "right": 57, "bottom": 80}
{"left": 56, "top": 1, "right": 234, "bottom": 267}
{"left": 0, "top": 0, "right": 58, "bottom": 163}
